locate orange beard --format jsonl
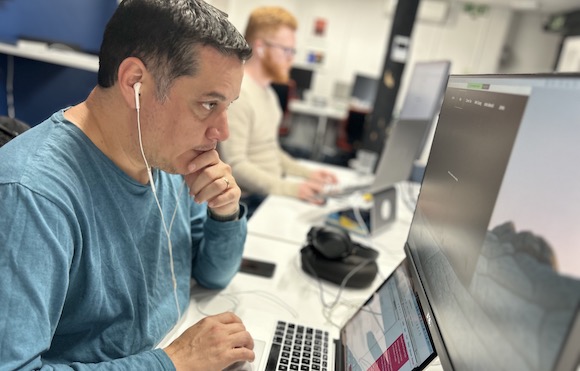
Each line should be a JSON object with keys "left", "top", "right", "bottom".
{"left": 262, "top": 54, "right": 290, "bottom": 84}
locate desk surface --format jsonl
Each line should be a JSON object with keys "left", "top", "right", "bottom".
{"left": 159, "top": 199, "right": 443, "bottom": 370}
{"left": 158, "top": 161, "right": 442, "bottom": 370}
{"left": 158, "top": 233, "right": 384, "bottom": 344}
{"left": 247, "top": 160, "right": 419, "bottom": 252}
{"left": 288, "top": 99, "right": 348, "bottom": 121}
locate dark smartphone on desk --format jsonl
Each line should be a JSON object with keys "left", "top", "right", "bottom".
{"left": 239, "top": 257, "right": 276, "bottom": 278}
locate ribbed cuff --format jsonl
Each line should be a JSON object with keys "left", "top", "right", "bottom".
{"left": 207, "top": 207, "right": 240, "bottom": 222}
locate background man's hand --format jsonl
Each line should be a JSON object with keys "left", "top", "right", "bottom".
{"left": 298, "top": 180, "right": 326, "bottom": 205}
{"left": 308, "top": 169, "right": 338, "bottom": 185}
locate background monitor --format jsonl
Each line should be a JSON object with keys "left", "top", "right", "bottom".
{"left": 289, "top": 67, "right": 314, "bottom": 100}
{"left": 270, "top": 83, "right": 290, "bottom": 113}
{"left": 350, "top": 73, "right": 378, "bottom": 109}
{"left": 405, "top": 74, "right": 580, "bottom": 371}
{"left": 398, "top": 60, "right": 451, "bottom": 121}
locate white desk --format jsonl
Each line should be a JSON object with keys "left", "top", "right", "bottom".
{"left": 158, "top": 204, "right": 443, "bottom": 370}
{"left": 247, "top": 181, "right": 418, "bottom": 254}
{"left": 161, "top": 229, "right": 407, "bottom": 341}
{"left": 158, "top": 233, "right": 385, "bottom": 345}
{"left": 288, "top": 100, "right": 348, "bottom": 160}
{"left": 0, "top": 41, "right": 98, "bottom": 72}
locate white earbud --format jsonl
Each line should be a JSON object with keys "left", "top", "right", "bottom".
{"left": 134, "top": 82, "right": 141, "bottom": 110}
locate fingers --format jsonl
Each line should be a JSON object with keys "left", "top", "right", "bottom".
{"left": 214, "top": 311, "right": 244, "bottom": 325}
{"left": 298, "top": 181, "right": 327, "bottom": 205}
{"left": 164, "top": 312, "right": 255, "bottom": 371}
{"left": 183, "top": 150, "right": 241, "bottom": 214}
{"left": 322, "top": 171, "right": 339, "bottom": 184}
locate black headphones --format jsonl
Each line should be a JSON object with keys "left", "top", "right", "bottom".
{"left": 301, "top": 225, "right": 379, "bottom": 288}
{"left": 307, "top": 225, "right": 353, "bottom": 260}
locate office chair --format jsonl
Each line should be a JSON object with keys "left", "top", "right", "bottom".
{"left": 0, "top": 116, "right": 30, "bottom": 147}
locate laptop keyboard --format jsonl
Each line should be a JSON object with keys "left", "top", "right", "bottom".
{"left": 264, "top": 321, "right": 330, "bottom": 371}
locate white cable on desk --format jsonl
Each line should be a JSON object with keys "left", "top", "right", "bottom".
{"left": 191, "top": 290, "right": 299, "bottom": 319}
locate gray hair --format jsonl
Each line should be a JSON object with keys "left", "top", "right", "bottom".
{"left": 98, "top": 0, "right": 252, "bottom": 100}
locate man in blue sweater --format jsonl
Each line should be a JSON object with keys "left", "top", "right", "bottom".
{"left": 0, "top": 0, "right": 254, "bottom": 369}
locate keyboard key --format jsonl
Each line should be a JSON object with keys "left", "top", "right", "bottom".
{"left": 265, "top": 321, "right": 330, "bottom": 371}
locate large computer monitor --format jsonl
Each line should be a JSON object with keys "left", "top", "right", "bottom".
{"left": 398, "top": 60, "right": 451, "bottom": 121}
{"left": 404, "top": 74, "right": 580, "bottom": 371}
{"left": 289, "top": 67, "right": 314, "bottom": 100}
{"left": 393, "top": 60, "right": 451, "bottom": 168}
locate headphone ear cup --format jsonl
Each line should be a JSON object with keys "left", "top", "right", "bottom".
{"left": 308, "top": 226, "right": 352, "bottom": 260}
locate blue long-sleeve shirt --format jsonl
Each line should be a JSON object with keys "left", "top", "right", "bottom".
{"left": 0, "top": 110, "right": 247, "bottom": 370}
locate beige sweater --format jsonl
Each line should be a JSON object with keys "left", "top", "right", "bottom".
{"left": 219, "top": 75, "right": 313, "bottom": 198}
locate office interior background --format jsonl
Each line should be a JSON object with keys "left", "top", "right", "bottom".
{"left": 1, "top": 0, "right": 580, "bottom": 159}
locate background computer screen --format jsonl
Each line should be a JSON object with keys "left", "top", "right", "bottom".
{"left": 350, "top": 73, "right": 378, "bottom": 108}
{"left": 406, "top": 74, "right": 580, "bottom": 371}
{"left": 289, "top": 67, "right": 314, "bottom": 100}
{"left": 270, "top": 83, "right": 290, "bottom": 113}
{"left": 398, "top": 60, "right": 450, "bottom": 121}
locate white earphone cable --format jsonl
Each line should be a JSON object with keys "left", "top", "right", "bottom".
{"left": 137, "top": 104, "right": 182, "bottom": 320}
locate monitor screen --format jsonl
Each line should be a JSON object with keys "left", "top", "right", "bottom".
{"left": 398, "top": 60, "right": 451, "bottom": 121}
{"left": 405, "top": 74, "right": 580, "bottom": 371}
{"left": 270, "top": 83, "right": 290, "bottom": 112}
{"left": 290, "top": 67, "right": 314, "bottom": 99}
{"left": 351, "top": 74, "right": 378, "bottom": 109}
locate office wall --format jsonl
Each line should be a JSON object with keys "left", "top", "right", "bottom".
{"left": 0, "top": 0, "right": 565, "bottom": 125}
{"left": 215, "top": 0, "right": 513, "bottom": 103}
{"left": 212, "top": 0, "right": 562, "bottom": 113}
{"left": 497, "top": 12, "right": 561, "bottom": 73}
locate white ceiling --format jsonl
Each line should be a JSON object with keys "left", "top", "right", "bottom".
{"left": 452, "top": 0, "right": 580, "bottom": 13}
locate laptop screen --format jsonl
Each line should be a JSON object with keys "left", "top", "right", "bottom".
{"left": 406, "top": 74, "right": 580, "bottom": 371}
{"left": 340, "top": 258, "right": 435, "bottom": 370}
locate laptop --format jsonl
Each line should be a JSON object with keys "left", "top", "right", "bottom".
{"left": 324, "top": 119, "right": 429, "bottom": 197}
{"left": 325, "top": 185, "right": 400, "bottom": 236}
{"left": 235, "top": 258, "right": 436, "bottom": 371}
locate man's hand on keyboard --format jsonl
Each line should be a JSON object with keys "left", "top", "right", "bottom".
{"left": 298, "top": 180, "right": 327, "bottom": 205}
{"left": 163, "top": 312, "right": 255, "bottom": 371}
{"left": 308, "top": 169, "right": 338, "bottom": 185}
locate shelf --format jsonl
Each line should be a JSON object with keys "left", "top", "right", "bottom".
{"left": 0, "top": 41, "right": 98, "bottom": 72}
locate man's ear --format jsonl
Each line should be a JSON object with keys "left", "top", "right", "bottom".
{"left": 117, "top": 57, "right": 147, "bottom": 110}
{"left": 253, "top": 40, "right": 265, "bottom": 58}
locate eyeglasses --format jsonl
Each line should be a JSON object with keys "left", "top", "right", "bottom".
{"left": 263, "top": 41, "right": 297, "bottom": 57}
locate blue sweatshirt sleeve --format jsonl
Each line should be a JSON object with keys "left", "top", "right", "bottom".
{"left": 189, "top": 203, "right": 248, "bottom": 289}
